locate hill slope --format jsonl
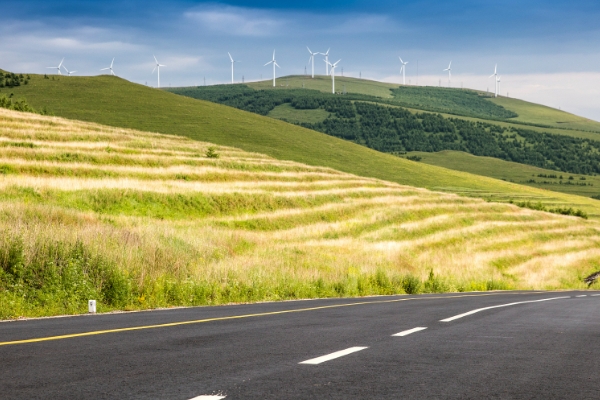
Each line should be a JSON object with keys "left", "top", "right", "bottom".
{"left": 3, "top": 73, "right": 600, "bottom": 218}
{"left": 247, "top": 75, "right": 600, "bottom": 132}
{"left": 1, "top": 107, "right": 600, "bottom": 319}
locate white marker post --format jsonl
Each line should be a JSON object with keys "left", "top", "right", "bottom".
{"left": 88, "top": 300, "right": 97, "bottom": 314}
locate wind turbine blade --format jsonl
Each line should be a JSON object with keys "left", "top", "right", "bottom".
{"left": 153, "top": 55, "right": 158, "bottom": 64}
{"left": 152, "top": 66, "right": 157, "bottom": 74}
{"left": 264, "top": 61, "right": 273, "bottom": 66}
{"left": 228, "top": 52, "right": 233, "bottom": 62}
{"left": 275, "top": 62, "right": 281, "bottom": 68}
{"left": 111, "top": 58, "right": 114, "bottom": 68}
{"left": 325, "top": 48, "right": 330, "bottom": 55}
{"left": 100, "top": 67, "right": 109, "bottom": 71}
{"left": 307, "top": 46, "right": 312, "bottom": 54}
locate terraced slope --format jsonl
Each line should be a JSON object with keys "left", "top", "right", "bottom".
{"left": 6, "top": 74, "right": 600, "bottom": 217}
{"left": 1, "top": 108, "right": 600, "bottom": 318}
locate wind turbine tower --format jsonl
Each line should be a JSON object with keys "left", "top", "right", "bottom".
{"left": 327, "top": 59, "right": 341, "bottom": 94}
{"left": 489, "top": 65, "right": 499, "bottom": 97}
{"left": 47, "top": 58, "right": 64, "bottom": 75}
{"left": 101, "top": 58, "right": 115, "bottom": 76}
{"left": 322, "top": 48, "right": 330, "bottom": 75}
{"left": 152, "top": 56, "right": 166, "bottom": 88}
{"left": 496, "top": 75, "right": 501, "bottom": 97}
{"left": 399, "top": 57, "right": 408, "bottom": 85}
{"left": 264, "top": 50, "right": 280, "bottom": 87}
{"left": 228, "top": 52, "right": 240, "bottom": 84}
{"left": 443, "top": 61, "right": 452, "bottom": 87}
{"left": 307, "top": 47, "right": 318, "bottom": 78}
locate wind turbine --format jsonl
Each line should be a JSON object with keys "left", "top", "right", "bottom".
{"left": 62, "top": 65, "right": 77, "bottom": 76}
{"left": 321, "top": 48, "right": 330, "bottom": 75}
{"left": 443, "top": 61, "right": 452, "bottom": 87}
{"left": 307, "top": 47, "right": 318, "bottom": 78}
{"left": 327, "top": 59, "right": 341, "bottom": 94}
{"left": 101, "top": 58, "right": 115, "bottom": 76}
{"left": 399, "top": 57, "right": 408, "bottom": 85}
{"left": 489, "top": 64, "right": 499, "bottom": 97}
{"left": 264, "top": 50, "right": 280, "bottom": 87}
{"left": 47, "top": 58, "right": 64, "bottom": 75}
{"left": 152, "top": 55, "right": 165, "bottom": 88}
{"left": 228, "top": 52, "right": 240, "bottom": 84}
{"left": 496, "top": 75, "right": 501, "bottom": 97}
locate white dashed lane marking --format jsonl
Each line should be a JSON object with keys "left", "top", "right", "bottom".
{"left": 188, "top": 396, "right": 226, "bottom": 400}
{"left": 576, "top": 295, "right": 588, "bottom": 297}
{"left": 299, "top": 346, "right": 368, "bottom": 365}
{"left": 392, "top": 327, "right": 428, "bottom": 337}
{"left": 440, "top": 297, "right": 570, "bottom": 322}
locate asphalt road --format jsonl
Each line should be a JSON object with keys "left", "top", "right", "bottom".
{"left": 1, "top": 291, "right": 599, "bottom": 399}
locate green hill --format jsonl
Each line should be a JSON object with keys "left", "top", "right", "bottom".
{"left": 247, "top": 75, "right": 600, "bottom": 132}
{"left": 2, "top": 73, "right": 600, "bottom": 218}
{"left": 168, "top": 82, "right": 600, "bottom": 178}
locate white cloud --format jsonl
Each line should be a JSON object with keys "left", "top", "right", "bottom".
{"left": 185, "top": 6, "right": 286, "bottom": 37}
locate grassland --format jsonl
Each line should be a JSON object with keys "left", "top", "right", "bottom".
{"left": 408, "top": 150, "right": 600, "bottom": 198}
{"left": 2, "top": 107, "right": 600, "bottom": 320}
{"left": 6, "top": 73, "right": 600, "bottom": 218}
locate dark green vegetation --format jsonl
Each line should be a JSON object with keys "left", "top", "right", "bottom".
{"left": 4, "top": 72, "right": 600, "bottom": 218}
{"left": 390, "top": 86, "right": 517, "bottom": 119}
{"left": 510, "top": 200, "right": 588, "bottom": 219}
{"left": 169, "top": 85, "right": 600, "bottom": 176}
{"left": 0, "top": 71, "right": 30, "bottom": 88}
{"left": 0, "top": 95, "right": 49, "bottom": 115}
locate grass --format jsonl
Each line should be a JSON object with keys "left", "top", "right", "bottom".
{"left": 2, "top": 108, "right": 600, "bottom": 319}
{"left": 408, "top": 150, "right": 600, "bottom": 198}
{"left": 268, "top": 103, "right": 330, "bottom": 123}
{"left": 491, "top": 96, "right": 600, "bottom": 132}
{"left": 5, "top": 73, "right": 600, "bottom": 219}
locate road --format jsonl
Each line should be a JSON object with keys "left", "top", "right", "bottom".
{"left": 1, "top": 291, "right": 599, "bottom": 399}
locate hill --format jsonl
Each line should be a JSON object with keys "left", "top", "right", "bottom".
{"left": 247, "top": 75, "right": 600, "bottom": 132}
{"left": 168, "top": 82, "right": 600, "bottom": 178}
{"left": 3, "top": 73, "right": 600, "bottom": 219}
{"left": 408, "top": 150, "right": 600, "bottom": 198}
{"left": 1, "top": 107, "right": 600, "bottom": 319}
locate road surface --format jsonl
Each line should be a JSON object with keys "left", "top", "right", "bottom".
{"left": 1, "top": 291, "right": 599, "bottom": 399}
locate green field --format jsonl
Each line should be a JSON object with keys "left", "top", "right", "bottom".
{"left": 408, "top": 150, "right": 600, "bottom": 198}
{"left": 3, "top": 73, "right": 600, "bottom": 219}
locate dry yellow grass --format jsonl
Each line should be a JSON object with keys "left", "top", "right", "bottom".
{"left": 1, "top": 107, "right": 600, "bottom": 317}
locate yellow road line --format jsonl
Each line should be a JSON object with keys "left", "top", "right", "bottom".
{"left": 0, "top": 292, "right": 539, "bottom": 347}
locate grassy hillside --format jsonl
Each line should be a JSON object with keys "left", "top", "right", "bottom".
{"left": 408, "top": 150, "right": 600, "bottom": 198}
{"left": 2, "top": 108, "right": 600, "bottom": 319}
{"left": 3, "top": 73, "right": 600, "bottom": 218}
{"left": 247, "top": 75, "right": 600, "bottom": 132}
{"left": 169, "top": 84, "right": 600, "bottom": 178}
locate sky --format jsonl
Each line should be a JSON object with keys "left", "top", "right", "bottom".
{"left": 2, "top": 0, "right": 600, "bottom": 120}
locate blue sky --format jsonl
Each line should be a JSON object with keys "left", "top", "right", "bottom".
{"left": 2, "top": 1, "right": 600, "bottom": 120}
